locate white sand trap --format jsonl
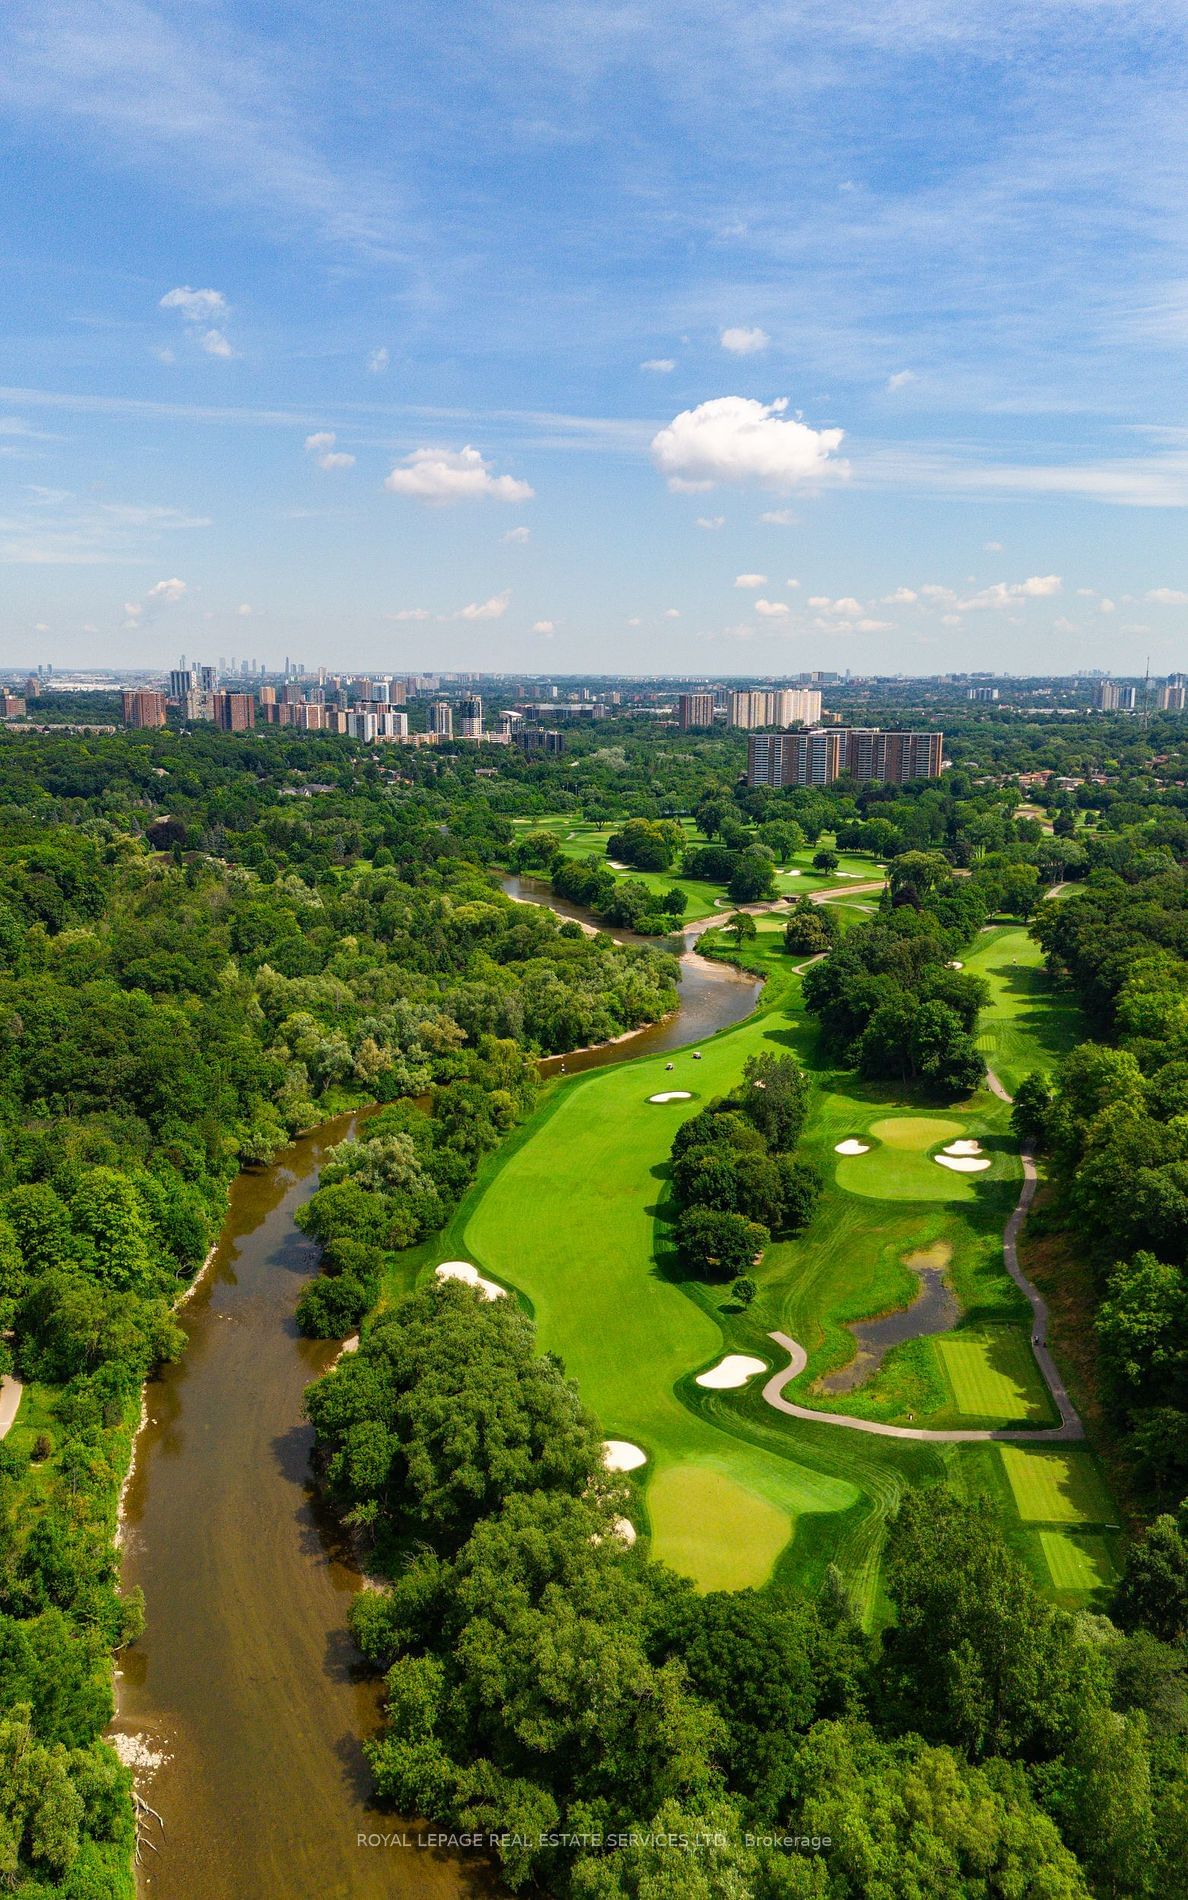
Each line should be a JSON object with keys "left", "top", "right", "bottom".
{"left": 435, "top": 1260, "right": 507, "bottom": 1300}
{"left": 608, "top": 859, "right": 628, "bottom": 869}
{"left": 603, "top": 1439, "right": 647, "bottom": 1472}
{"left": 696, "top": 1353, "right": 767, "bottom": 1389}
{"left": 834, "top": 1138, "right": 870, "bottom": 1156}
{"left": 944, "top": 1139, "right": 983, "bottom": 1156}
{"left": 934, "top": 1154, "right": 991, "bottom": 1173}
{"left": 648, "top": 1090, "right": 692, "bottom": 1103}
{"left": 948, "top": 959, "right": 964, "bottom": 969}
{"left": 782, "top": 868, "right": 802, "bottom": 876}
{"left": 612, "top": 1516, "right": 637, "bottom": 1546}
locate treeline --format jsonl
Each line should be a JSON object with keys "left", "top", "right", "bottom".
{"left": 667, "top": 1052, "right": 821, "bottom": 1288}
{"left": 1013, "top": 855, "right": 1188, "bottom": 1527}
{"left": 305, "top": 1278, "right": 1186, "bottom": 1899}
{"left": 0, "top": 729, "right": 679, "bottom": 1890}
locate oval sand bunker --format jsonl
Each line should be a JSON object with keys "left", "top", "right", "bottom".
{"left": 648, "top": 1090, "right": 692, "bottom": 1103}
{"left": 435, "top": 1260, "right": 507, "bottom": 1300}
{"left": 602, "top": 1439, "right": 647, "bottom": 1472}
{"left": 944, "top": 1139, "right": 983, "bottom": 1156}
{"left": 834, "top": 1138, "right": 870, "bottom": 1156}
{"left": 934, "top": 1154, "right": 991, "bottom": 1173}
{"left": 696, "top": 1353, "right": 767, "bottom": 1389}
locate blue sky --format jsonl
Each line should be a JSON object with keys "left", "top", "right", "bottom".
{"left": 1, "top": 0, "right": 1186, "bottom": 675}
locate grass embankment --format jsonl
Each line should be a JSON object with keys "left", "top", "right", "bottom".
{"left": 392, "top": 908, "right": 1119, "bottom": 1620}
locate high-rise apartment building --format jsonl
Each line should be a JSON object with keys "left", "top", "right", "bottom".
{"left": 513, "top": 727, "right": 565, "bottom": 754}
{"left": 747, "top": 727, "right": 942, "bottom": 789}
{"left": 727, "top": 687, "right": 821, "bottom": 729}
{"left": 430, "top": 701, "right": 453, "bottom": 738}
{"left": 169, "top": 668, "right": 193, "bottom": 699}
{"left": 458, "top": 696, "right": 483, "bottom": 738}
{"left": 1091, "top": 680, "right": 1121, "bottom": 710}
{"left": 967, "top": 686, "right": 999, "bottom": 701}
{"left": 213, "top": 692, "right": 255, "bottom": 732}
{"left": 677, "top": 691, "right": 715, "bottom": 731}
{"left": 121, "top": 689, "right": 167, "bottom": 729}
{"left": 1159, "top": 683, "right": 1187, "bottom": 711}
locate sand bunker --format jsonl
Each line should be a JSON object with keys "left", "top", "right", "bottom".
{"left": 612, "top": 1516, "right": 637, "bottom": 1546}
{"left": 435, "top": 1260, "right": 507, "bottom": 1300}
{"left": 934, "top": 1154, "right": 991, "bottom": 1173}
{"left": 944, "top": 1139, "right": 983, "bottom": 1156}
{"left": 603, "top": 1439, "right": 647, "bottom": 1472}
{"left": 904, "top": 1241, "right": 954, "bottom": 1270}
{"left": 835, "top": 1138, "right": 870, "bottom": 1156}
{"left": 695, "top": 1353, "right": 767, "bottom": 1389}
{"left": 649, "top": 1090, "right": 692, "bottom": 1103}
{"left": 948, "top": 959, "right": 964, "bottom": 969}
{"left": 608, "top": 859, "right": 628, "bottom": 870}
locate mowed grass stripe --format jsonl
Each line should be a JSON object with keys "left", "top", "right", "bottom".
{"left": 936, "top": 1331, "right": 1053, "bottom": 1422}
{"left": 646, "top": 1463, "right": 793, "bottom": 1593}
{"left": 1038, "top": 1529, "right": 1118, "bottom": 1599}
{"left": 1000, "top": 1446, "right": 1116, "bottom": 1524}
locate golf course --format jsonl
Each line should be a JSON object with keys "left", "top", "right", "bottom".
{"left": 406, "top": 889, "right": 1120, "bottom": 1624}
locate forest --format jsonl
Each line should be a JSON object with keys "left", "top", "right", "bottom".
{"left": 1, "top": 708, "right": 1187, "bottom": 1894}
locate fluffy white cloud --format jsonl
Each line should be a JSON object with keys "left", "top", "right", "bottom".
{"left": 147, "top": 577, "right": 186, "bottom": 603}
{"left": 532, "top": 619, "right": 555, "bottom": 633}
{"left": 760, "top": 508, "right": 797, "bottom": 525}
{"left": 957, "top": 574, "right": 1062, "bottom": 610}
{"left": 734, "top": 572, "right": 767, "bottom": 588}
{"left": 696, "top": 515, "right": 725, "bottom": 530}
{"left": 367, "top": 347, "right": 390, "bottom": 373}
{"left": 502, "top": 525, "right": 531, "bottom": 543}
{"left": 886, "top": 369, "right": 916, "bottom": 391}
{"left": 237, "top": 602, "right": 252, "bottom": 616}
{"left": 199, "top": 328, "right": 234, "bottom": 358}
{"left": 720, "top": 326, "right": 769, "bottom": 355}
{"left": 1099, "top": 598, "right": 1117, "bottom": 614}
{"left": 754, "top": 598, "right": 789, "bottom": 617}
{"left": 123, "top": 601, "right": 142, "bottom": 621}
{"left": 385, "top": 446, "right": 533, "bottom": 504}
{"left": 304, "top": 431, "right": 355, "bottom": 471}
{"left": 809, "top": 594, "right": 863, "bottom": 617}
{"left": 984, "top": 540, "right": 1004, "bottom": 553}
{"left": 386, "top": 608, "right": 430, "bottom": 621}
{"left": 663, "top": 607, "right": 681, "bottom": 618}
{"left": 786, "top": 578, "right": 801, "bottom": 589}
{"left": 856, "top": 617, "right": 893, "bottom": 633}
{"left": 883, "top": 586, "right": 918, "bottom": 605}
{"left": 457, "top": 591, "right": 510, "bottom": 620}
{"left": 651, "top": 397, "right": 844, "bottom": 493}
{"left": 160, "top": 287, "right": 227, "bottom": 322}
{"left": 641, "top": 358, "right": 675, "bottom": 373}
{"left": 1148, "top": 587, "right": 1188, "bottom": 605}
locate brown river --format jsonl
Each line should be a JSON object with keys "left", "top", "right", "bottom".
{"left": 111, "top": 893, "right": 759, "bottom": 1898}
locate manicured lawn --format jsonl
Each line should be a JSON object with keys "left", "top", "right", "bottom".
{"left": 646, "top": 1462, "right": 794, "bottom": 1591}
{"left": 936, "top": 1330, "right": 1053, "bottom": 1423}
{"left": 1038, "top": 1529, "right": 1117, "bottom": 1599}
{"left": 963, "top": 926, "right": 1082, "bottom": 1097}
{"left": 999, "top": 1445, "right": 1116, "bottom": 1523}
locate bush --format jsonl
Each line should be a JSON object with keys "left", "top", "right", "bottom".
{"left": 675, "top": 1207, "right": 769, "bottom": 1281}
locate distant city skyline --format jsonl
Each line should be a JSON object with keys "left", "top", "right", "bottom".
{"left": 0, "top": 2, "right": 1185, "bottom": 673}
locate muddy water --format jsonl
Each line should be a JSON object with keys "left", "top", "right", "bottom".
{"left": 112, "top": 1115, "right": 482, "bottom": 1900}
{"left": 114, "top": 889, "right": 762, "bottom": 1898}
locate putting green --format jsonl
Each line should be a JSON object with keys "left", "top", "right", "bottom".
{"left": 869, "top": 1117, "right": 965, "bottom": 1151}
{"left": 1038, "top": 1529, "right": 1117, "bottom": 1598}
{"left": 936, "top": 1331, "right": 1052, "bottom": 1422}
{"left": 1000, "top": 1446, "right": 1115, "bottom": 1524}
{"left": 646, "top": 1463, "right": 793, "bottom": 1591}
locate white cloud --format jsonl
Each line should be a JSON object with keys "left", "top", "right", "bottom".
{"left": 502, "top": 525, "right": 531, "bottom": 543}
{"left": 237, "top": 602, "right": 252, "bottom": 616}
{"left": 809, "top": 595, "right": 863, "bottom": 617}
{"left": 123, "top": 601, "right": 142, "bottom": 621}
{"left": 1099, "top": 597, "right": 1117, "bottom": 614}
{"left": 984, "top": 540, "right": 1004, "bottom": 553}
{"left": 385, "top": 445, "right": 533, "bottom": 504}
{"left": 886, "top": 370, "right": 916, "bottom": 392}
{"left": 153, "top": 346, "right": 176, "bottom": 365}
{"left": 304, "top": 431, "right": 355, "bottom": 471}
{"left": 199, "top": 328, "right": 234, "bottom": 358}
{"left": 147, "top": 577, "right": 186, "bottom": 603}
{"left": 754, "top": 598, "right": 789, "bottom": 617}
{"left": 160, "top": 287, "right": 227, "bottom": 322}
{"left": 651, "top": 396, "right": 845, "bottom": 494}
{"left": 883, "top": 586, "right": 918, "bottom": 604}
{"left": 734, "top": 572, "right": 767, "bottom": 588}
{"left": 856, "top": 617, "right": 893, "bottom": 633}
{"left": 786, "top": 579, "right": 801, "bottom": 589}
{"left": 626, "top": 616, "right": 642, "bottom": 626}
{"left": 367, "top": 347, "right": 389, "bottom": 374}
{"left": 457, "top": 590, "right": 510, "bottom": 620}
{"left": 956, "top": 575, "right": 1063, "bottom": 611}
{"left": 696, "top": 515, "right": 725, "bottom": 530}
{"left": 720, "top": 326, "right": 769, "bottom": 355}
{"left": 760, "top": 508, "right": 797, "bottom": 525}
{"left": 532, "top": 619, "right": 555, "bottom": 633}
{"left": 1147, "top": 587, "right": 1188, "bottom": 605}
{"left": 664, "top": 607, "right": 681, "bottom": 618}
{"left": 386, "top": 608, "right": 430, "bottom": 621}
{"left": 641, "top": 358, "right": 675, "bottom": 373}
